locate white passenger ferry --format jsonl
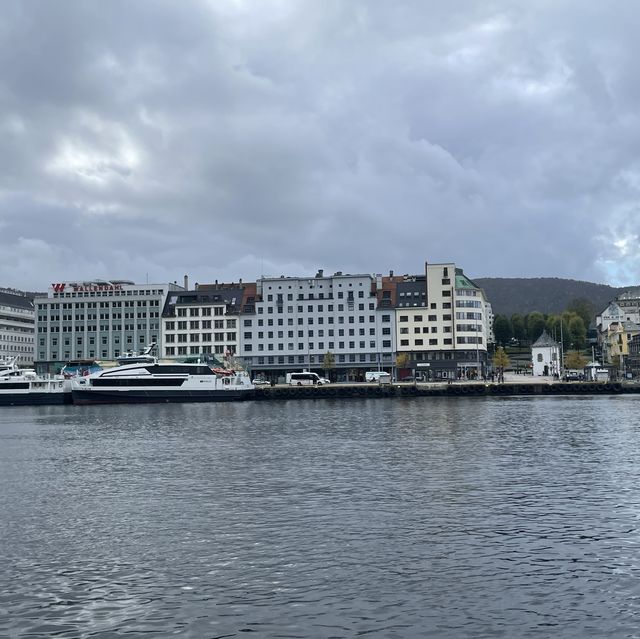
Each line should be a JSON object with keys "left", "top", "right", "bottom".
{"left": 0, "top": 357, "right": 68, "bottom": 406}
{"left": 71, "top": 344, "right": 254, "bottom": 405}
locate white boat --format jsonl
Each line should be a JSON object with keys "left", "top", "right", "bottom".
{"left": 71, "top": 346, "right": 254, "bottom": 405}
{"left": 0, "top": 357, "right": 68, "bottom": 406}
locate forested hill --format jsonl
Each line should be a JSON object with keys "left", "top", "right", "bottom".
{"left": 473, "top": 278, "right": 627, "bottom": 317}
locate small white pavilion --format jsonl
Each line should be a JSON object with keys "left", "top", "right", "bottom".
{"left": 531, "top": 330, "right": 561, "bottom": 377}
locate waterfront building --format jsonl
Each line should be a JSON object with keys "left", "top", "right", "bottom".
{"left": 596, "top": 301, "right": 625, "bottom": 333}
{"left": 394, "top": 263, "right": 490, "bottom": 380}
{"left": 602, "top": 320, "right": 640, "bottom": 373}
{"left": 239, "top": 270, "right": 396, "bottom": 381}
{"left": 161, "top": 281, "right": 250, "bottom": 361}
{"left": 34, "top": 279, "right": 183, "bottom": 373}
{"left": 0, "top": 288, "right": 35, "bottom": 366}
{"left": 531, "top": 330, "right": 560, "bottom": 376}
{"left": 595, "top": 293, "right": 640, "bottom": 364}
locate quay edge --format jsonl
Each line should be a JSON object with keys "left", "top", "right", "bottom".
{"left": 252, "top": 382, "right": 637, "bottom": 400}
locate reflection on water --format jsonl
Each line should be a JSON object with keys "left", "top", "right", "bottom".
{"left": 2, "top": 396, "right": 640, "bottom": 637}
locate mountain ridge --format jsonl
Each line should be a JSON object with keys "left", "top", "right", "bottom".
{"left": 473, "top": 277, "right": 633, "bottom": 317}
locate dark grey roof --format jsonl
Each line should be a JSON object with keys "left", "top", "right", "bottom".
{"left": 0, "top": 290, "right": 34, "bottom": 311}
{"left": 532, "top": 330, "right": 559, "bottom": 348}
{"left": 162, "top": 288, "right": 245, "bottom": 317}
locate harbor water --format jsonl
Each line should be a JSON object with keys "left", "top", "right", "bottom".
{"left": 2, "top": 396, "right": 640, "bottom": 638}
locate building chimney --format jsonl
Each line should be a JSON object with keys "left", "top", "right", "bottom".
{"left": 389, "top": 270, "right": 394, "bottom": 277}
{"left": 184, "top": 274, "right": 189, "bottom": 290}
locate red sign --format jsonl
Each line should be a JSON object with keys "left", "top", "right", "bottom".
{"left": 51, "top": 282, "right": 124, "bottom": 293}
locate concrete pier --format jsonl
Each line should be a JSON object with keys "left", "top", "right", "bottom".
{"left": 253, "top": 380, "right": 636, "bottom": 401}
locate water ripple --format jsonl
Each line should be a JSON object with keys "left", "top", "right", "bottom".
{"left": 2, "top": 397, "right": 640, "bottom": 637}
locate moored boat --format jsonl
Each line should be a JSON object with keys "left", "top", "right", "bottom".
{"left": 61, "top": 359, "right": 103, "bottom": 379}
{"left": 71, "top": 346, "right": 254, "bottom": 404}
{"left": 0, "top": 357, "right": 68, "bottom": 406}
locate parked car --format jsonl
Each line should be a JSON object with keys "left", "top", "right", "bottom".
{"left": 401, "top": 375, "right": 415, "bottom": 382}
{"left": 318, "top": 378, "right": 331, "bottom": 385}
{"left": 252, "top": 378, "right": 270, "bottom": 385}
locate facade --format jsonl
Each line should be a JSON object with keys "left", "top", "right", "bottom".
{"left": 394, "top": 263, "right": 490, "bottom": 380}
{"left": 161, "top": 283, "right": 249, "bottom": 360}
{"left": 602, "top": 320, "right": 640, "bottom": 373}
{"left": 239, "top": 271, "right": 396, "bottom": 380}
{"left": 0, "top": 289, "right": 35, "bottom": 366}
{"left": 596, "top": 293, "right": 640, "bottom": 364}
{"left": 34, "top": 279, "right": 182, "bottom": 372}
{"left": 531, "top": 330, "right": 560, "bottom": 376}
{"left": 596, "top": 301, "right": 625, "bottom": 333}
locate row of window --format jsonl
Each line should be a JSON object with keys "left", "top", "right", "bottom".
{"left": 40, "top": 300, "right": 161, "bottom": 309}
{"left": 399, "top": 337, "right": 484, "bottom": 346}
{"left": 400, "top": 326, "right": 448, "bottom": 334}
{"left": 165, "top": 346, "right": 227, "bottom": 356}
{"left": 265, "top": 289, "right": 367, "bottom": 301}
{"left": 166, "top": 320, "right": 235, "bottom": 330}
{"left": 257, "top": 303, "right": 378, "bottom": 314}
{"left": 39, "top": 324, "right": 159, "bottom": 333}
{"left": 175, "top": 307, "right": 224, "bottom": 317}
{"left": 40, "top": 335, "right": 158, "bottom": 347}
{"left": 247, "top": 327, "right": 391, "bottom": 339}
{"left": 165, "top": 332, "right": 237, "bottom": 343}
{"left": 39, "top": 312, "right": 159, "bottom": 321}
{"left": 244, "top": 340, "right": 393, "bottom": 352}
{"left": 399, "top": 314, "right": 455, "bottom": 322}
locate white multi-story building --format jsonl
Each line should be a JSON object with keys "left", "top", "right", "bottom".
{"left": 240, "top": 271, "right": 396, "bottom": 380}
{"left": 34, "top": 279, "right": 182, "bottom": 371}
{"left": 394, "top": 263, "right": 490, "bottom": 379}
{"left": 0, "top": 289, "right": 35, "bottom": 366}
{"left": 161, "top": 284, "right": 246, "bottom": 360}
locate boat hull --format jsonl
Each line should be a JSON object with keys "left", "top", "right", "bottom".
{"left": 0, "top": 391, "right": 70, "bottom": 406}
{"left": 71, "top": 388, "right": 254, "bottom": 405}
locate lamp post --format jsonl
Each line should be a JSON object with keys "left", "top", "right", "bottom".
{"left": 475, "top": 324, "right": 480, "bottom": 380}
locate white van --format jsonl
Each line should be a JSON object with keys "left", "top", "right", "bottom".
{"left": 365, "top": 371, "right": 391, "bottom": 383}
{"left": 286, "top": 371, "right": 324, "bottom": 386}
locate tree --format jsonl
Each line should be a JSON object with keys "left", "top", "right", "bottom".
{"left": 526, "top": 311, "right": 546, "bottom": 343}
{"left": 322, "top": 351, "right": 336, "bottom": 380}
{"left": 396, "top": 352, "right": 410, "bottom": 368}
{"left": 566, "top": 298, "right": 595, "bottom": 330}
{"left": 493, "top": 315, "right": 512, "bottom": 345}
{"left": 511, "top": 313, "right": 526, "bottom": 345}
{"left": 493, "top": 346, "right": 510, "bottom": 381}
{"left": 564, "top": 350, "right": 587, "bottom": 370}
{"left": 568, "top": 315, "right": 587, "bottom": 351}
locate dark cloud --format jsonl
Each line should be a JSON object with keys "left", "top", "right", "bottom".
{"left": 1, "top": 0, "right": 639, "bottom": 290}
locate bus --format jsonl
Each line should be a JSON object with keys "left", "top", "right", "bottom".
{"left": 286, "top": 371, "right": 323, "bottom": 386}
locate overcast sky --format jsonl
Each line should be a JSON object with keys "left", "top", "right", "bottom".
{"left": 2, "top": 1, "right": 640, "bottom": 291}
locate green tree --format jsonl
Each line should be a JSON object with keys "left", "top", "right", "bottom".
{"left": 566, "top": 298, "right": 595, "bottom": 330}
{"left": 545, "top": 314, "right": 559, "bottom": 337}
{"left": 511, "top": 313, "right": 526, "bottom": 345}
{"left": 564, "top": 350, "right": 587, "bottom": 370}
{"left": 493, "top": 315, "right": 512, "bottom": 345}
{"left": 568, "top": 315, "right": 587, "bottom": 350}
{"left": 526, "top": 311, "right": 546, "bottom": 343}
{"left": 322, "top": 351, "right": 336, "bottom": 380}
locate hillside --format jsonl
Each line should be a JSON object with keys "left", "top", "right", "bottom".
{"left": 473, "top": 277, "right": 628, "bottom": 317}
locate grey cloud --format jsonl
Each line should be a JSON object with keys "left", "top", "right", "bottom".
{"left": 1, "top": 0, "right": 640, "bottom": 290}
